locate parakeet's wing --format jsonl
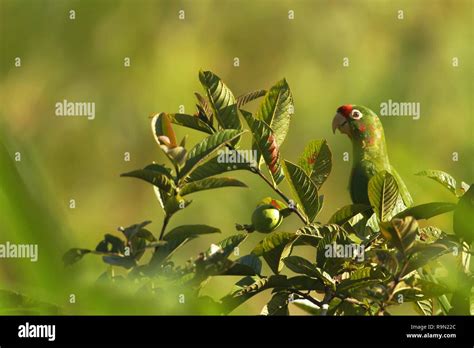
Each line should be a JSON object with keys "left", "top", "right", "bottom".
{"left": 390, "top": 165, "right": 413, "bottom": 207}
{"left": 349, "top": 160, "right": 379, "bottom": 205}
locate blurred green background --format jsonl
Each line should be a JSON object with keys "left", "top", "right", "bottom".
{"left": 0, "top": 0, "right": 472, "bottom": 314}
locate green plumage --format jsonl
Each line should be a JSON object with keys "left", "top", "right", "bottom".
{"left": 335, "top": 105, "right": 413, "bottom": 207}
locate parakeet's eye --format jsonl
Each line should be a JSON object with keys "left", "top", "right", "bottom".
{"left": 350, "top": 109, "right": 363, "bottom": 120}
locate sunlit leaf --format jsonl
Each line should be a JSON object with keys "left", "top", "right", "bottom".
{"left": 242, "top": 110, "right": 284, "bottom": 184}
{"left": 163, "top": 224, "right": 220, "bottom": 241}
{"left": 416, "top": 170, "right": 457, "bottom": 196}
{"left": 298, "top": 139, "right": 332, "bottom": 189}
{"left": 328, "top": 204, "right": 372, "bottom": 225}
{"left": 206, "top": 233, "right": 248, "bottom": 258}
{"left": 394, "top": 202, "right": 456, "bottom": 220}
{"left": 283, "top": 160, "right": 320, "bottom": 222}
{"left": 186, "top": 156, "right": 252, "bottom": 182}
{"left": 283, "top": 256, "right": 334, "bottom": 287}
{"left": 121, "top": 164, "right": 175, "bottom": 193}
{"left": 180, "top": 129, "right": 245, "bottom": 180}
{"left": 255, "top": 79, "right": 293, "bottom": 146}
{"left": 236, "top": 89, "right": 266, "bottom": 108}
{"left": 167, "top": 113, "right": 214, "bottom": 134}
{"left": 403, "top": 243, "right": 451, "bottom": 274}
{"left": 223, "top": 254, "right": 262, "bottom": 276}
{"left": 179, "top": 177, "right": 247, "bottom": 196}
{"left": 199, "top": 70, "right": 242, "bottom": 130}
{"left": 368, "top": 171, "right": 400, "bottom": 221}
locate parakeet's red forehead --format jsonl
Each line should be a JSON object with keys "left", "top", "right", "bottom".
{"left": 337, "top": 104, "right": 353, "bottom": 118}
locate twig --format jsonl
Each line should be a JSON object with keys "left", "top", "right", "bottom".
{"left": 291, "top": 289, "right": 323, "bottom": 307}
{"left": 159, "top": 214, "right": 171, "bottom": 240}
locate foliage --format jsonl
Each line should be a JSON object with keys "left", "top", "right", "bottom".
{"left": 64, "top": 71, "right": 472, "bottom": 316}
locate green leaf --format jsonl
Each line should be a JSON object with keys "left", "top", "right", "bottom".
{"left": 415, "top": 279, "right": 451, "bottom": 298}
{"left": 199, "top": 70, "right": 242, "bottom": 130}
{"left": 368, "top": 171, "right": 400, "bottom": 222}
{"left": 163, "top": 194, "right": 192, "bottom": 216}
{"left": 95, "top": 234, "right": 125, "bottom": 254}
{"left": 336, "top": 267, "right": 381, "bottom": 295}
{"left": 380, "top": 216, "right": 418, "bottom": 255}
{"left": 286, "top": 276, "right": 325, "bottom": 292}
{"left": 102, "top": 255, "right": 136, "bottom": 269}
{"left": 252, "top": 231, "right": 297, "bottom": 274}
{"left": 223, "top": 254, "right": 262, "bottom": 276}
{"left": 448, "top": 271, "right": 471, "bottom": 315}
{"left": 152, "top": 225, "right": 220, "bottom": 266}
{"left": 139, "top": 164, "right": 174, "bottom": 211}
{"left": 242, "top": 110, "right": 284, "bottom": 185}
{"left": 315, "top": 224, "right": 350, "bottom": 271}
{"left": 186, "top": 156, "right": 252, "bottom": 182}
{"left": 283, "top": 160, "right": 320, "bottom": 222}
{"left": 283, "top": 256, "right": 317, "bottom": 276}
{"left": 328, "top": 204, "right": 372, "bottom": 225}
{"left": 416, "top": 170, "right": 457, "bottom": 196}
{"left": 403, "top": 243, "right": 453, "bottom": 275}
{"left": 297, "top": 139, "right": 332, "bottom": 189}
{"left": 394, "top": 202, "right": 456, "bottom": 220}
{"left": 261, "top": 291, "right": 289, "bottom": 316}
{"left": 121, "top": 165, "right": 175, "bottom": 193}
{"left": 236, "top": 254, "right": 262, "bottom": 274}
{"left": 63, "top": 248, "right": 91, "bottom": 266}
{"left": 163, "top": 224, "right": 220, "bottom": 241}
{"left": 167, "top": 113, "right": 214, "bottom": 134}
{"left": 220, "top": 275, "right": 287, "bottom": 314}
{"left": 283, "top": 256, "right": 334, "bottom": 287}
{"left": 453, "top": 185, "right": 474, "bottom": 243}
{"left": 179, "top": 177, "right": 247, "bottom": 196}
{"left": 180, "top": 129, "right": 245, "bottom": 180}
{"left": 207, "top": 233, "right": 248, "bottom": 258}
{"left": 255, "top": 79, "right": 293, "bottom": 146}
{"left": 293, "top": 224, "right": 324, "bottom": 247}
{"left": 390, "top": 166, "right": 413, "bottom": 207}
{"left": 236, "top": 89, "right": 266, "bottom": 108}
{"left": 118, "top": 221, "right": 153, "bottom": 241}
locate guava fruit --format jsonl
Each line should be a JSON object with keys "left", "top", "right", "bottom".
{"left": 251, "top": 204, "right": 283, "bottom": 233}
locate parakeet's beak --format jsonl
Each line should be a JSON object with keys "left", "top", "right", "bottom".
{"left": 332, "top": 112, "right": 349, "bottom": 134}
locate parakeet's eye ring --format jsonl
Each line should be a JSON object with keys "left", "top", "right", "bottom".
{"left": 350, "top": 109, "right": 363, "bottom": 120}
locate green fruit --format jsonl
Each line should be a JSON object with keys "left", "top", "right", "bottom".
{"left": 251, "top": 204, "right": 282, "bottom": 233}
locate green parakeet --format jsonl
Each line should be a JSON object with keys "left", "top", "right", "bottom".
{"left": 332, "top": 104, "right": 413, "bottom": 207}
